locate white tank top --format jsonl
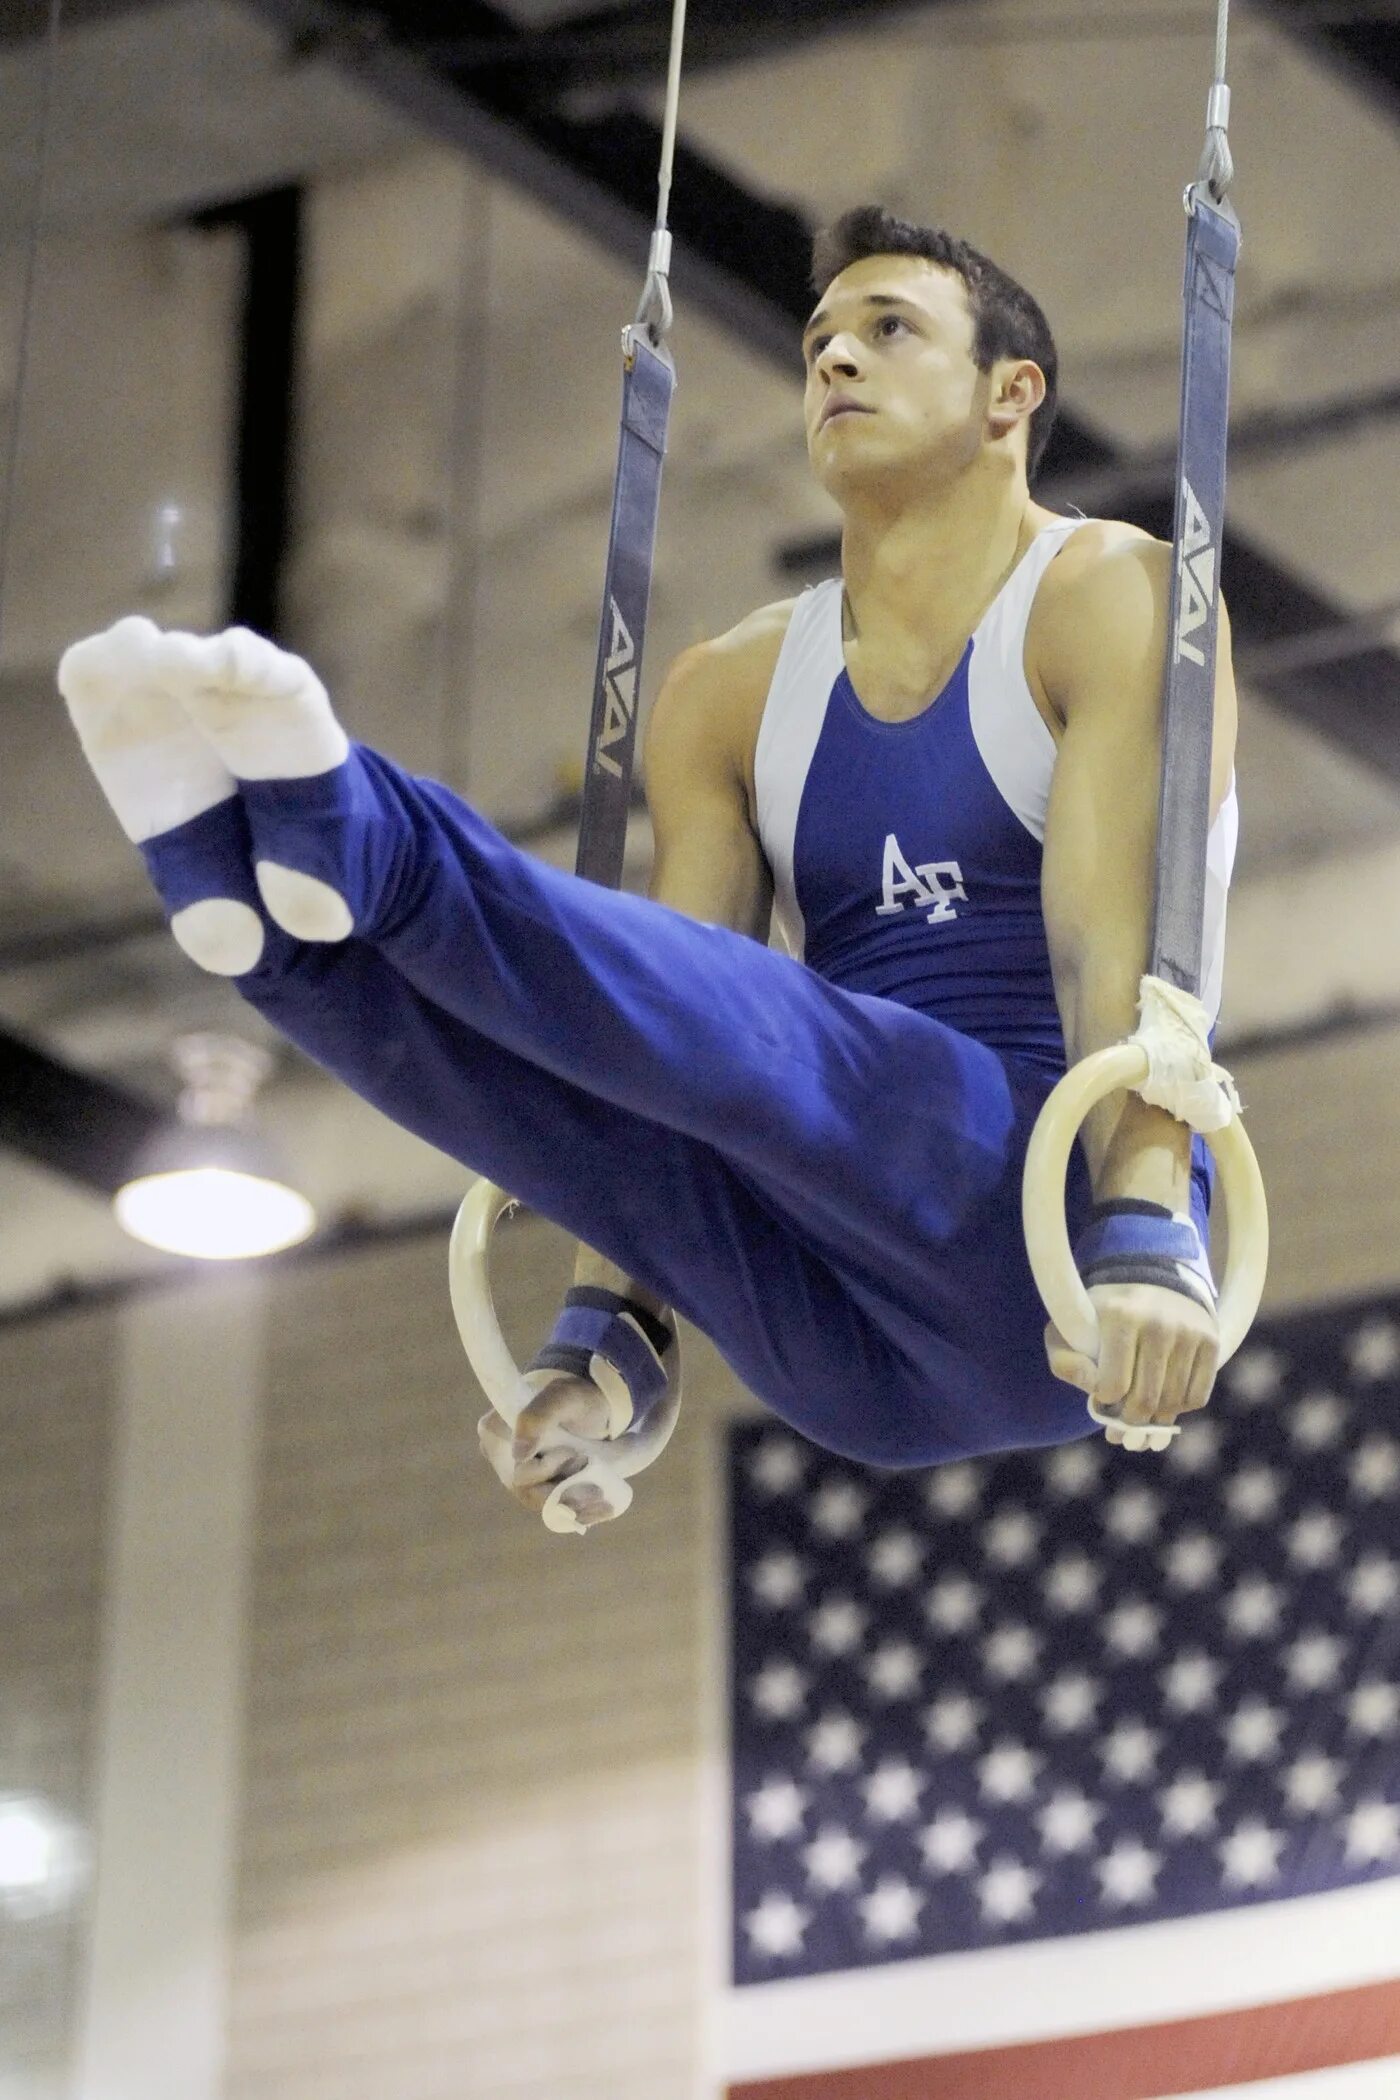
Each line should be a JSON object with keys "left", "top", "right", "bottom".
{"left": 752, "top": 516, "right": 1237, "bottom": 1065}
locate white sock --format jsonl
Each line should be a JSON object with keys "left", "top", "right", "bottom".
{"left": 255, "top": 862, "right": 354, "bottom": 943}
{"left": 156, "top": 625, "right": 350, "bottom": 781}
{"left": 58, "top": 616, "right": 237, "bottom": 845}
{"left": 169, "top": 898, "right": 266, "bottom": 977}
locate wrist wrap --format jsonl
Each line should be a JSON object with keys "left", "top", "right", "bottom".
{"left": 525, "top": 1286, "right": 674, "bottom": 1437}
{"left": 1074, "top": 1198, "right": 1217, "bottom": 1315}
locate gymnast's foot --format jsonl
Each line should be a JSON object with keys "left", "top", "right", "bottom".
{"left": 155, "top": 625, "right": 358, "bottom": 944}
{"left": 57, "top": 615, "right": 267, "bottom": 976}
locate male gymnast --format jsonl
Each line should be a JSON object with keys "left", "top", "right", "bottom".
{"left": 59, "top": 207, "right": 1237, "bottom": 1529}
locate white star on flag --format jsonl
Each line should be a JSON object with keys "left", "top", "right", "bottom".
{"left": 1225, "top": 1464, "right": 1284, "bottom": 1522}
{"left": 748, "top": 1550, "right": 807, "bottom": 1608}
{"left": 1219, "top": 1820, "right": 1287, "bottom": 1889}
{"left": 858, "top": 1876, "right": 924, "bottom": 1944}
{"left": 749, "top": 1436, "right": 805, "bottom": 1494}
{"left": 1099, "top": 1719, "right": 1161, "bottom": 1784}
{"left": 1095, "top": 1838, "right": 1162, "bottom": 1907}
{"left": 804, "top": 1711, "right": 864, "bottom": 1773}
{"left": 1347, "top": 1553, "right": 1399, "bottom": 1615}
{"left": 744, "top": 1890, "right": 810, "bottom": 1958}
{"left": 861, "top": 1759, "right": 924, "bottom": 1823}
{"left": 1223, "top": 1698, "right": 1286, "bottom": 1763}
{"left": 1041, "top": 1671, "right": 1103, "bottom": 1733}
{"left": 1223, "top": 1576, "right": 1283, "bottom": 1639}
{"left": 1158, "top": 1772, "right": 1223, "bottom": 1837}
{"left": 810, "top": 1480, "right": 868, "bottom": 1538}
{"left": 925, "top": 1574, "right": 982, "bottom": 1633}
{"left": 925, "top": 1464, "right": 981, "bottom": 1518}
{"left": 1044, "top": 1442, "right": 1101, "bottom": 1497}
{"left": 920, "top": 1808, "right": 984, "bottom": 1873}
{"left": 1226, "top": 1346, "right": 1286, "bottom": 1402}
{"left": 983, "top": 1621, "right": 1041, "bottom": 1682}
{"left": 1283, "top": 1631, "right": 1346, "bottom": 1691}
{"left": 1346, "top": 1680, "right": 1399, "bottom": 1739}
{"left": 1350, "top": 1435, "right": 1400, "bottom": 1500}
{"left": 1161, "top": 1652, "right": 1224, "bottom": 1714}
{"left": 803, "top": 1825, "right": 866, "bottom": 1892}
{"left": 1164, "top": 1532, "right": 1223, "bottom": 1591}
{"left": 1342, "top": 1799, "right": 1400, "bottom": 1865}
{"left": 983, "top": 1507, "right": 1041, "bottom": 1567}
{"left": 1282, "top": 1753, "right": 1344, "bottom": 1815}
{"left": 923, "top": 1691, "right": 985, "bottom": 1753}
{"left": 1104, "top": 1599, "right": 1163, "bottom": 1659}
{"left": 1287, "top": 1509, "right": 1346, "bottom": 1568}
{"left": 1289, "top": 1391, "right": 1349, "bottom": 1449}
{"left": 1165, "top": 1415, "right": 1222, "bottom": 1471}
{"left": 863, "top": 1641, "right": 923, "bottom": 1700}
{"left": 809, "top": 1596, "right": 868, "bottom": 1656}
{"left": 1037, "top": 1789, "right": 1103, "bottom": 1855}
{"left": 746, "top": 1778, "right": 809, "bottom": 1841}
{"left": 868, "top": 1529, "right": 923, "bottom": 1586}
{"left": 1348, "top": 1318, "right": 1400, "bottom": 1380}
{"left": 750, "top": 1661, "right": 808, "bottom": 1720}
{"left": 1045, "top": 1555, "right": 1100, "bottom": 1613}
{"left": 978, "top": 1857, "right": 1041, "bottom": 1925}
{"left": 977, "top": 1742, "right": 1042, "bottom": 1804}
{"left": 1103, "top": 1485, "right": 1162, "bottom": 1543}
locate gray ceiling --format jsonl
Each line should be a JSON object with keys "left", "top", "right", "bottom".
{"left": 2, "top": 0, "right": 1400, "bottom": 1308}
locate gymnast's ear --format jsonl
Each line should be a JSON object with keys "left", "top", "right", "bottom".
{"left": 986, "top": 358, "right": 1046, "bottom": 446}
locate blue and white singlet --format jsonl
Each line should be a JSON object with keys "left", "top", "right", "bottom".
{"left": 753, "top": 515, "right": 1238, "bottom": 1077}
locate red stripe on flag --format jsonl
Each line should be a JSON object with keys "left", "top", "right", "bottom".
{"left": 727, "top": 1974, "right": 1400, "bottom": 2100}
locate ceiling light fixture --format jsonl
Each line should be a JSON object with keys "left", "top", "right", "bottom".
{"left": 113, "top": 1033, "right": 315, "bottom": 1261}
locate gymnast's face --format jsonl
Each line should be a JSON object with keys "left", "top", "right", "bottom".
{"left": 802, "top": 255, "right": 1019, "bottom": 500}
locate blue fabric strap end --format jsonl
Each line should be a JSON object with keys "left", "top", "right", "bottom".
{"left": 529, "top": 1287, "right": 672, "bottom": 1432}
{"left": 1073, "top": 1199, "right": 1217, "bottom": 1313}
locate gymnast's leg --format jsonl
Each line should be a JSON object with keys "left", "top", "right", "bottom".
{"left": 113, "top": 624, "right": 1024, "bottom": 1283}
{"left": 57, "top": 621, "right": 962, "bottom": 1460}
{"left": 60, "top": 619, "right": 1097, "bottom": 1457}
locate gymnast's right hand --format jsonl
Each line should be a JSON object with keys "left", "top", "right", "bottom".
{"left": 476, "top": 1377, "right": 619, "bottom": 1530}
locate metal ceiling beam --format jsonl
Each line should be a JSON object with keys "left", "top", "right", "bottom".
{"left": 414, "top": 0, "right": 938, "bottom": 93}
{"left": 1266, "top": 0, "right": 1400, "bottom": 107}
{"left": 0, "top": 1030, "right": 172, "bottom": 1195}
{"left": 246, "top": 0, "right": 1400, "bottom": 779}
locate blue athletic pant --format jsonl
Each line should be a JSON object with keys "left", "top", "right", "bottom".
{"left": 141, "top": 742, "right": 1207, "bottom": 1466}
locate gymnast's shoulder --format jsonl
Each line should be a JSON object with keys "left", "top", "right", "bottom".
{"left": 1032, "top": 516, "right": 1227, "bottom": 713}
{"left": 647, "top": 597, "right": 799, "bottom": 750}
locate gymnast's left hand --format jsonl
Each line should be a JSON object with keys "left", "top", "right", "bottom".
{"left": 1043, "top": 1281, "right": 1220, "bottom": 1446}
{"left": 476, "top": 1376, "right": 620, "bottom": 1529}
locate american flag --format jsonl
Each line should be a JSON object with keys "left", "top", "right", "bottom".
{"left": 718, "top": 1298, "right": 1400, "bottom": 2099}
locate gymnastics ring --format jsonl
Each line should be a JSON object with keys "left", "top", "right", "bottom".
{"left": 1022, "top": 1040, "right": 1269, "bottom": 1376}
{"left": 449, "top": 1177, "right": 683, "bottom": 1535}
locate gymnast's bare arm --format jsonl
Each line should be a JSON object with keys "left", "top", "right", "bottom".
{"left": 571, "top": 600, "right": 790, "bottom": 1310}
{"left": 1035, "top": 521, "right": 1238, "bottom": 1437}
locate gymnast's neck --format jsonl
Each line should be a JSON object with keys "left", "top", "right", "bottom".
{"left": 837, "top": 450, "right": 1063, "bottom": 664}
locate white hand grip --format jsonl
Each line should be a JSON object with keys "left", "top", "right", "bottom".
{"left": 1022, "top": 1041, "right": 1269, "bottom": 1367}
{"left": 449, "top": 1177, "right": 682, "bottom": 1534}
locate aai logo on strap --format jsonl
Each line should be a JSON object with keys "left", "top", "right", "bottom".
{"left": 594, "top": 600, "right": 638, "bottom": 780}
{"left": 1175, "top": 477, "right": 1217, "bottom": 668}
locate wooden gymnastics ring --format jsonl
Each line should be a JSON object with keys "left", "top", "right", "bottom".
{"left": 449, "top": 1176, "right": 682, "bottom": 1535}
{"left": 1022, "top": 1040, "right": 1269, "bottom": 1439}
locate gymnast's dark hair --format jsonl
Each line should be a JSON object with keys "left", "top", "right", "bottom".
{"left": 810, "top": 206, "right": 1059, "bottom": 483}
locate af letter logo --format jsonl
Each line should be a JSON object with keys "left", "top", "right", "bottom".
{"left": 875, "top": 833, "right": 967, "bottom": 924}
{"left": 594, "top": 599, "right": 637, "bottom": 779}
